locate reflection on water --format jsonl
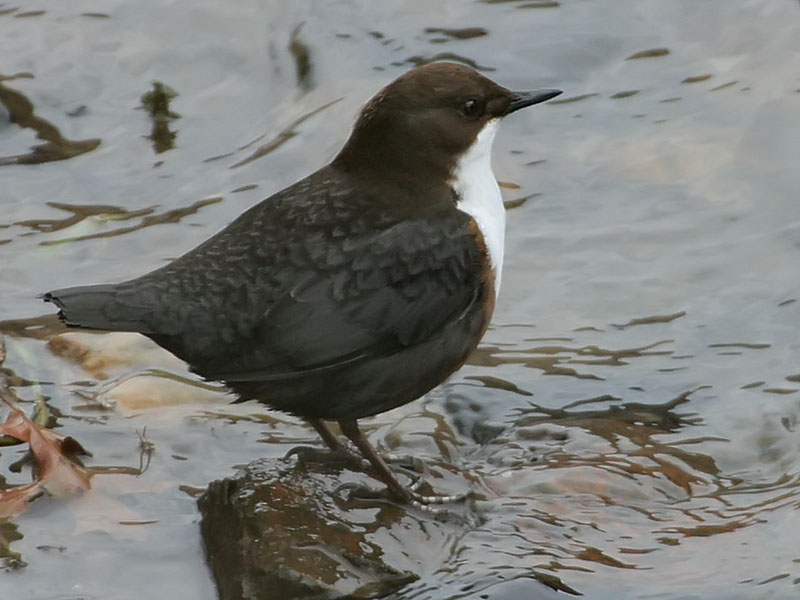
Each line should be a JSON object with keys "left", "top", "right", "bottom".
{"left": 288, "top": 24, "right": 313, "bottom": 91}
{"left": 1, "top": 0, "right": 800, "bottom": 598}
{"left": 0, "top": 79, "right": 101, "bottom": 166}
{"left": 469, "top": 337, "right": 673, "bottom": 381}
{"left": 625, "top": 48, "right": 670, "bottom": 60}
{"left": 227, "top": 98, "right": 341, "bottom": 169}
{"left": 13, "top": 197, "right": 223, "bottom": 246}
{"left": 404, "top": 52, "right": 495, "bottom": 71}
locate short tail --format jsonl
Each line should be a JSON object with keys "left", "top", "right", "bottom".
{"left": 42, "top": 284, "right": 151, "bottom": 333}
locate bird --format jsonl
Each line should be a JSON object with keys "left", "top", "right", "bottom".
{"left": 43, "top": 63, "right": 561, "bottom": 505}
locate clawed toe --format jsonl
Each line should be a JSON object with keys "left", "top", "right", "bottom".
{"left": 401, "top": 476, "right": 471, "bottom": 505}
{"left": 335, "top": 478, "right": 470, "bottom": 516}
{"left": 284, "top": 445, "right": 320, "bottom": 460}
{"left": 285, "top": 444, "right": 352, "bottom": 467}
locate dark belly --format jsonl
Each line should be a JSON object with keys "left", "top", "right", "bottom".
{"left": 219, "top": 299, "right": 489, "bottom": 421}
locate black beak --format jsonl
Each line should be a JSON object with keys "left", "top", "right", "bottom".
{"left": 506, "top": 89, "right": 562, "bottom": 114}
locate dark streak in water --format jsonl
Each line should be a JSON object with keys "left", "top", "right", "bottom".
{"left": 560, "top": 393, "right": 622, "bottom": 410}
{"left": 39, "top": 197, "right": 223, "bottom": 246}
{"left": 14, "top": 10, "right": 46, "bottom": 18}
{"left": 504, "top": 193, "right": 541, "bottom": 210}
{"left": 548, "top": 93, "right": 597, "bottom": 105}
{"left": 611, "top": 311, "right": 685, "bottom": 330}
{"left": 482, "top": 0, "right": 559, "bottom": 5}
{"left": 741, "top": 381, "right": 765, "bottom": 389}
{"left": 517, "top": 1, "right": 559, "bottom": 7}
{"left": 519, "top": 389, "right": 699, "bottom": 434}
{"left": 16, "top": 203, "right": 154, "bottom": 234}
{"left": 710, "top": 81, "right": 738, "bottom": 92}
{"left": 468, "top": 340, "right": 672, "bottom": 379}
{"left": 66, "top": 105, "right": 88, "bottom": 117}
{"left": 611, "top": 90, "right": 639, "bottom": 99}
{"left": 707, "top": 343, "right": 771, "bottom": 350}
{"left": 0, "top": 80, "right": 101, "bottom": 166}
{"left": 424, "top": 27, "right": 487, "bottom": 40}
{"left": 575, "top": 547, "right": 637, "bottom": 569}
{"left": 405, "top": 53, "right": 495, "bottom": 71}
{"left": 231, "top": 184, "right": 258, "bottom": 193}
{"left": 229, "top": 98, "right": 341, "bottom": 169}
{"left": 463, "top": 375, "right": 533, "bottom": 396}
{"left": 289, "top": 23, "right": 313, "bottom": 91}
{"left": 682, "top": 74, "right": 712, "bottom": 84}
{"left": 626, "top": 48, "right": 670, "bottom": 60}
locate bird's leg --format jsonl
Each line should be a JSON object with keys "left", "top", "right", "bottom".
{"left": 310, "top": 419, "right": 420, "bottom": 473}
{"left": 338, "top": 419, "right": 412, "bottom": 501}
{"left": 338, "top": 419, "right": 466, "bottom": 507}
{"left": 309, "top": 418, "right": 346, "bottom": 452}
{"left": 285, "top": 418, "right": 354, "bottom": 464}
{"left": 302, "top": 418, "right": 369, "bottom": 467}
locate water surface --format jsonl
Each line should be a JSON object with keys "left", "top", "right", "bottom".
{"left": 1, "top": 0, "right": 799, "bottom": 598}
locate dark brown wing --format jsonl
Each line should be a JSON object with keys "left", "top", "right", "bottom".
{"left": 200, "top": 209, "right": 485, "bottom": 383}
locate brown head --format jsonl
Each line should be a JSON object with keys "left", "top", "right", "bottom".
{"left": 333, "top": 63, "right": 560, "bottom": 183}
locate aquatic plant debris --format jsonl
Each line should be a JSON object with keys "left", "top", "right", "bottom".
{"left": 140, "top": 81, "right": 180, "bottom": 153}
{"left": 140, "top": 81, "right": 180, "bottom": 119}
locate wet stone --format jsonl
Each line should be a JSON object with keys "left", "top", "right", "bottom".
{"left": 198, "top": 456, "right": 423, "bottom": 600}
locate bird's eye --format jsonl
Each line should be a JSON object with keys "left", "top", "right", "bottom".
{"left": 461, "top": 99, "right": 483, "bottom": 119}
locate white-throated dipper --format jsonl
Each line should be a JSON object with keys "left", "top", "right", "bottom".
{"left": 43, "top": 63, "right": 561, "bottom": 505}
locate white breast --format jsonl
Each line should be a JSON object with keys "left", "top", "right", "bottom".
{"left": 450, "top": 119, "right": 505, "bottom": 296}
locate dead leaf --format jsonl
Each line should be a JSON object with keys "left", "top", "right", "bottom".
{"left": 0, "top": 397, "right": 91, "bottom": 518}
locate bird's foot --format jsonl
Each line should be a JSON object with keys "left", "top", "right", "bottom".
{"left": 377, "top": 455, "right": 471, "bottom": 505}
{"left": 335, "top": 479, "right": 469, "bottom": 516}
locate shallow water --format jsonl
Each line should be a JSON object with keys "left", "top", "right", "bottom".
{"left": 1, "top": 0, "right": 799, "bottom": 598}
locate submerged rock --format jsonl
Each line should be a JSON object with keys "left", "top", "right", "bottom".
{"left": 198, "top": 455, "right": 431, "bottom": 600}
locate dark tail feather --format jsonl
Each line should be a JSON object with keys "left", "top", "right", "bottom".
{"left": 42, "top": 284, "right": 152, "bottom": 333}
